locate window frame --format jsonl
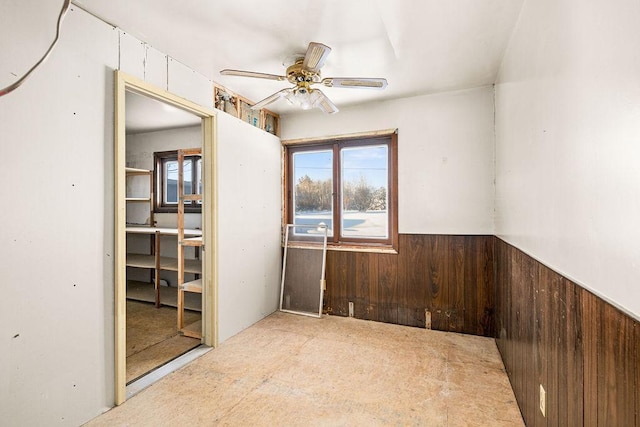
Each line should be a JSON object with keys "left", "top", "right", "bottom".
{"left": 153, "top": 150, "right": 202, "bottom": 213}
{"left": 284, "top": 131, "right": 398, "bottom": 250}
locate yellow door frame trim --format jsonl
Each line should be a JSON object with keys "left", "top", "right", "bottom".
{"left": 114, "top": 70, "right": 218, "bottom": 404}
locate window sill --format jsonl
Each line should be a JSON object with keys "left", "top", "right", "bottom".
{"left": 285, "top": 242, "right": 398, "bottom": 255}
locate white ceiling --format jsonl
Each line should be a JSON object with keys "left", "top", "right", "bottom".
{"left": 125, "top": 91, "right": 201, "bottom": 134}
{"left": 75, "top": 0, "right": 523, "bottom": 115}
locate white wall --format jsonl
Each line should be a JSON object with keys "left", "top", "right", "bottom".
{"left": 281, "top": 87, "right": 496, "bottom": 235}
{"left": 0, "top": 6, "right": 118, "bottom": 426}
{"left": 495, "top": 0, "right": 640, "bottom": 318}
{"left": 216, "top": 112, "right": 282, "bottom": 342}
{"left": 0, "top": 5, "right": 282, "bottom": 425}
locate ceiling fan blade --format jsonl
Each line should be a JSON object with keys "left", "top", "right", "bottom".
{"left": 220, "top": 69, "right": 286, "bottom": 81}
{"left": 250, "top": 88, "right": 293, "bottom": 110}
{"left": 315, "top": 89, "right": 339, "bottom": 114}
{"left": 302, "top": 42, "right": 331, "bottom": 73}
{"left": 321, "top": 77, "right": 388, "bottom": 90}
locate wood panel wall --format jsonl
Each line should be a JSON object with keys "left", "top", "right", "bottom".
{"left": 495, "top": 237, "right": 640, "bottom": 426}
{"left": 324, "top": 234, "right": 495, "bottom": 336}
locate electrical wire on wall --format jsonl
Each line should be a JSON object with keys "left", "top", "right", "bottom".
{"left": 0, "top": 0, "right": 71, "bottom": 97}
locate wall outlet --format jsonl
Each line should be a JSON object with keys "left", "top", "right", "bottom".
{"left": 539, "top": 384, "right": 546, "bottom": 417}
{"left": 348, "top": 302, "right": 354, "bottom": 317}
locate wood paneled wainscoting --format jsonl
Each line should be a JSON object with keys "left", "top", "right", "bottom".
{"left": 324, "top": 234, "right": 495, "bottom": 337}
{"left": 495, "top": 238, "right": 640, "bottom": 427}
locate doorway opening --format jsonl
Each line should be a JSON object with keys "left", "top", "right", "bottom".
{"left": 114, "top": 71, "right": 218, "bottom": 404}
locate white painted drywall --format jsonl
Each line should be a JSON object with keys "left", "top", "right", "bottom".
{"left": 216, "top": 112, "right": 282, "bottom": 343}
{"left": 281, "top": 87, "right": 496, "bottom": 235}
{"left": 118, "top": 31, "right": 168, "bottom": 90}
{"left": 495, "top": 0, "right": 640, "bottom": 318}
{"left": 0, "top": 6, "right": 118, "bottom": 426}
{"left": 0, "top": 5, "right": 282, "bottom": 425}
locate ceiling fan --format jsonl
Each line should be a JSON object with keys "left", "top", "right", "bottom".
{"left": 220, "top": 42, "right": 388, "bottom": 114}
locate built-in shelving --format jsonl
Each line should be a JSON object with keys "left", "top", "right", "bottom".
{"left": 125, "top": 167, "right": 152, "bottom": 175}
{"left": 125, "top": 253, "right": 202, "bottom": 274}
{"left": 125, "top": 166, "right": 203, "bottom": 308}
{"left": 125, "top": 167, "right": 154, "bottom": 223}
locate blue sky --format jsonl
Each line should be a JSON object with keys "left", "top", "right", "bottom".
{"left": 293, "top": 145, "right": 388, "bottom": 188}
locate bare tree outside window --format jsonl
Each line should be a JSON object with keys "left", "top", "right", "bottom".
{"left": 287, "top": 134, "right": 396, "bottom": 247}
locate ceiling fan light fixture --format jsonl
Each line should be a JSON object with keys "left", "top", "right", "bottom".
{"left": 284, "top": 87, "right": 322, "bottom": 110}
{"left": 251, "top": 88, "right": 292, "bottom": 110}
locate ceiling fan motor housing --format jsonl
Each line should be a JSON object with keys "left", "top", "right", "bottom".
{"left": 286, "top": 59, "right": 321, "bottom": 87}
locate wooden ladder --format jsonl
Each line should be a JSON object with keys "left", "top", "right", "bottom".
{"left": 177, "top": 148, "right": 203, "bottom": 339}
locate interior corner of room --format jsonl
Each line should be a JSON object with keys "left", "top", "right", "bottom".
{"left": 2, "top": 1, "right": 640, "bottom": 426}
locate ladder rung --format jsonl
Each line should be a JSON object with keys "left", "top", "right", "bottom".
{"left": 178, "top": 148, "right": 202, "bottom": 156}
{"left": 181, "top": 237, "right": 203, "bottom": 247}
{"left": 180, "top": 278, "right": 202, "bottom": 293}
{"left": 181, "top": 194, "right": 202, "bottom": 201}
{"left": 180, "top": 329, "right": 202, "bottom": 339}
{"left": 179, "top": 319, "right": 202, "bottom": 339}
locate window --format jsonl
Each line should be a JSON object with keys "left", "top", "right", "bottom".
{"left": 285, "top": 132, "right": 397, "bottom": 248}
{"left": 154, "top": 150, "right": 202, "bottom": 213}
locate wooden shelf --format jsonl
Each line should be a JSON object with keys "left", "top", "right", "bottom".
{"left": 126, "top": 226, "right": 202, "bottom": 237}
{"left": 125, "top": 167, "right": 152, "bottom": 175}
{"left": 126, "top": 253, "right": 156, "bottom": 269}
{"left": 160, "top": 257, "right": 202, "bottom": 274}
{"left": 125, "top": 165, "right": 157, "bottom": 305}
{"left": 125, "top": 166, "right": 154, "bottom": 228}
{"left": 127, "top": 280, "right": 201, "bottom": 311}
{"left": 180, "top": 278, "right": 202, "bottom": 293}
{"left": 126, "top": 254, "right": 201, "bottom": 274}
